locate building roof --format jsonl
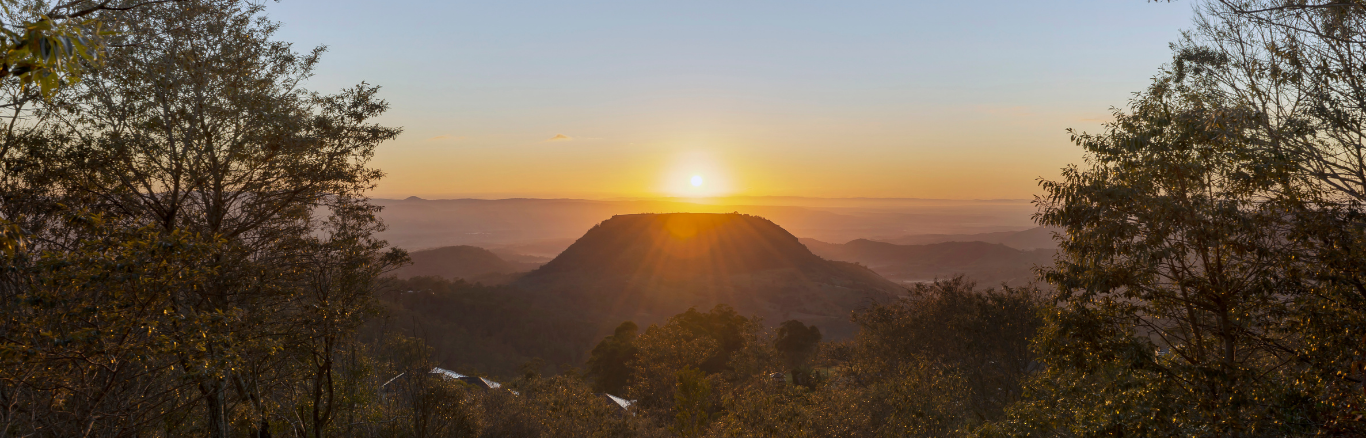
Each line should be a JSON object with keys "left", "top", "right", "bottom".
{"left": 605, "top": 393, "right": 634, "bottom": 409}
{"left": 430, "top": 367, "right": 465, "bottom": 380}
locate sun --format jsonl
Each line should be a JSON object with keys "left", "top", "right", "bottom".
{"left": 658, "top": 151, "right": 732, "bottom": 198}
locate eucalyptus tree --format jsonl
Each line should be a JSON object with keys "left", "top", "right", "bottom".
{"left": 0, "top": 0, "right": 402, "bottom": 436}
{"left": 1185, "top": 0, "right": 1365, "bottom": 43}
{"left": 1165, "top": 0, "right": 1366, "bottom": 201}
{"left": 1180, "top": 2, "right": 1366, "bottom": 429}
{"left": 982, "top": 54, "right": 1364, "bottom": 435}
{"left": 0, "top": 0, "right": 131, "bottom": 97}
{"left": 0, "top": 0, "right": 184, "bottom": 256}
{"left": 977, "top": 3, "right": 1366, "bottom": 435}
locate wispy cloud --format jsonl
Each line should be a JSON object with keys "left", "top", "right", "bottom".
{"left": 548, "top": 134, "right": 572, "bottom": 142}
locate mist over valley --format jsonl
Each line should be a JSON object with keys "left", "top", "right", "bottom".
{"left": 7, "top": 0, "right": 1356, "bottom": 435}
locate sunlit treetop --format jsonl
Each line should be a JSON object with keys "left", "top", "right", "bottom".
{"left": 0, "top": 0, "right": 174, "bottom": 98}
{"left": 0, "top": 0, "right": 173, "bottom": 256}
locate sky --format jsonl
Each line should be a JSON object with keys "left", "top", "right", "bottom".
{"left": 266, "top": 0, "right": 1197, "bottom": 200}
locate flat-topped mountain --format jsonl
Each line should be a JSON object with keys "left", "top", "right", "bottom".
{"left": 519, "top": 213, "right": 905, "bottom": 339}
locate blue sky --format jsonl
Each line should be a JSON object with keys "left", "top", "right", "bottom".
{"left": 267, "top": 0, "right": 1196, "bottom": 199}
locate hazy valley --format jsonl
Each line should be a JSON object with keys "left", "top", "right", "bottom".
{"left": 9, "top": 1, "right": 1359, "bottom": 435}
{"left": 374, "top": 207, "right": 1060, "bottom": 380}
{"left": 384, "top": 199, "right": 1058, "bottom": 290}
{"left": 374, "top": 196, "right": 1039, "bottom": 255}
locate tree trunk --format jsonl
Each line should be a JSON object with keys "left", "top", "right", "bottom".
{"left": 206, "top": 378, "right": 230, "bottom": 438}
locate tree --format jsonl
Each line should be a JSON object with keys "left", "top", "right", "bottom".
{"left": 0, "top": 0, "right": 403, "bottom": 436}
{"left": 600, "top": 304, "right": 782, "bottom": 432}
{"left": 774, "top": 320, "right": 821, "bottom": 370}
{"left": 843, "top": 276, "right": 1045, "bottom": 429}
{"left": 0, "top": 0, "right": 185, "bottom": 256}
{"left": 708, "top": 277, "right": 1039, "bottom": 437}
{"left": 667, "top": 305, "right": 753, "bottom": 375}
{"left": 0, "top": 0, "right": 128, "bottom": 95}
{"left": 0, "top": 223, "right": 218, "bottom": 436}
{"left": 1190, "top": 0, "right": 1365, "bottom": 43}
{"left": 670, "top": 367, "right": 712, "bottom": 438}
{"left": 587, "top": 321, "right": 640, "bottom": 395}
{"left": 1127, "top": 1, "right": 1366, "bottom": 432}
{"left": 989, "top": 55, "right": 1356, "bottom": 435}
{"left": 369, "top": 335, "right": 479, "bottom": 438}
{"left": 1163, "top": 1, "right": 1366, "bottom": 202}
{"left": 475, "top": 373, "right": 666, "bottom": 438}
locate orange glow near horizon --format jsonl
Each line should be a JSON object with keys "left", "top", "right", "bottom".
{"left": 267, "top": 0, "right": 1194, "bottom": 203}
{"left": 658, "top": 150, "right": 735, "bottom": 198}
{"left": 365, "top": 116, "right": 1103, "bottom": 201}
{"left": 364, "top": 114, "right": 1103, "bottom": 201}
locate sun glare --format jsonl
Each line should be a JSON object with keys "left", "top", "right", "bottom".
{"left": 659, "top": 151, "right": 733, "bottom": 198}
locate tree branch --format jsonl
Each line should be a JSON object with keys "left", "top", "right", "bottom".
{"left": 1220, "top": 0, "right": 1364, "bottom": 14}
{"left": 47, "top": 0, "right": 185, "bottom": 20}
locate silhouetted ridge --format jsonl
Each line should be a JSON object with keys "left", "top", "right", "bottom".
{"left": 392, "top": 245, "right": 520, "bottom": 282}
{"left": 531, "top": 213, "right": 828, "bottom": 279}
{"left": 878, "top": 226, "right": 1061, "bottom": 250}
{"left": 841, "top": 239, "right": 1023, "bottom": 266}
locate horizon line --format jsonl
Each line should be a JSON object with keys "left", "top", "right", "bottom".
{"left": 375, "top": 195, "right": 1036, "bottom": 203}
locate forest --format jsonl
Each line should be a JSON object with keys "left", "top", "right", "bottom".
{"left": 1, "top": 0, "right": 1366, "bottom": 437}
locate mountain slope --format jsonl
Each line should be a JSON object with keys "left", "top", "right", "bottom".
{"left": 801, "top": 238, "right": 1054, "bottom": 286}
{"left": 879, "top": 226, "right": 1061, "bottom": 250}
{"left": 518, "top": 213, "right": 905, "bottom": 339}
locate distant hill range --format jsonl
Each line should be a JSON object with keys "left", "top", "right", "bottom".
{"left": 516, "top": 213, "right": 906, "bottom": 339}
{"left": 374, "top": 197, "right": 1037, "bottom": 254}
{"left": 875, "top": 227, "right": 1061, "bottom": 250}
{"left": 800, "top": 237, "right": 1056, "bottom": 286}
{"left": 377, "top": 215, "right": 1056, "bottom": 376}
{"left": 391, "top": 245, "right": 545, "bottom": 284}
